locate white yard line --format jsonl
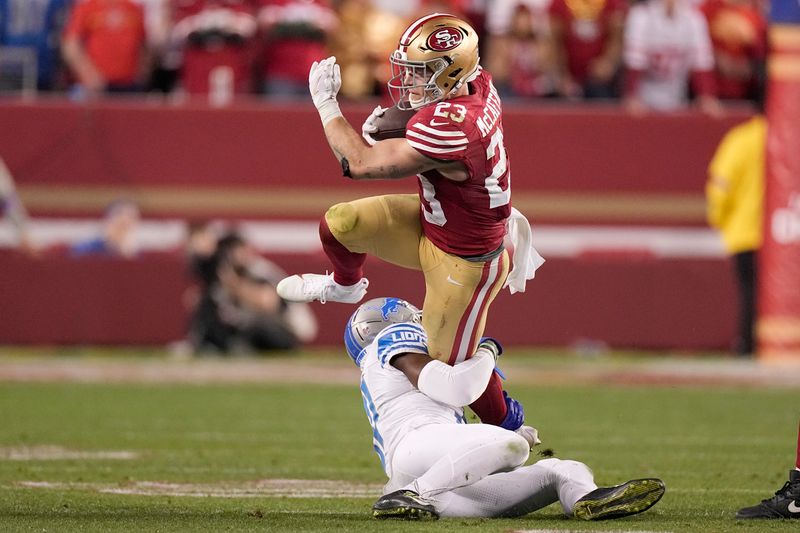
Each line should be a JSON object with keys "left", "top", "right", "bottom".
{"left": 15, "top": 479, "right": 383, "bottom": 499}
{"left": 11, "top": 479, "right": 769, "bottom": 500}
{"left": 0, "top": 446, "right": 138, "bottom": 461}
{"left": 514, "top": 530, "right": 671, "bottom": 533}
{"left": 1, "top": 356, "right": 798, "bottom": 387}
{"left": 0, "top": 358, "right": 360, "bottom": 384}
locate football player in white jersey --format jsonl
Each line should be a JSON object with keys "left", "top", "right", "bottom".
{"left": 623, "top": 0, "right": 721, "bottom": 114}
{"left": 347, "top": 296, "right": 666, "bottom": 520}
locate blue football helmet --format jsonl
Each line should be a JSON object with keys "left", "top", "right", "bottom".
{"left": 344, "top": 297, "right": 422, "bottom": 365}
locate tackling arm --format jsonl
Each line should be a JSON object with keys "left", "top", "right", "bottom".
{"left": 391, "top": 344, "right": 497, "bottom": 408}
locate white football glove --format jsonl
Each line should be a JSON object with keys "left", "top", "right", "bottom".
{"left": 309, "top": 56, "right": 342, "bottom": 126}
{"left": 515, "top": 425, "right": 542, "bottom": 450}
{"left": 361, "top": 105, "right": 386, "bottom": 146}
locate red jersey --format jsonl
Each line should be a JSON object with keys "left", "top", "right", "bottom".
{"left": 63, "top": 0, "right": 146, "bottom": 84}
{"left": 258, "top": 0, "right": 336, "bottom": 82}
{"left": 549, "top": 0, "right": 627, "bottom": 84}
{"left": 405, "top": 70, "right": 511, "bottom": 257}
{"left": 173, "top": 0, "right": 255, "bottom": 18}
{"left": 700, "top": 0, "right": 766, "bottom": 99}
{"left": 172, "top": 0, "right": 258, "bottom": 94}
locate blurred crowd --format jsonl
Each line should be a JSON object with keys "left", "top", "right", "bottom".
{"left": 0, "top": 0, "right": 768, "bottom": 109}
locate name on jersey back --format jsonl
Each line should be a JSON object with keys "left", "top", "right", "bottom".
{"left": 476, "top": 84, "right": 502, "bottom": 138}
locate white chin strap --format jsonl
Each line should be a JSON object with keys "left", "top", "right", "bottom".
{"left": 409, "top": 83, "right": 441, "bottom": 110}
{"left": 408, "top": 93, "right": 427, "bottom": 109}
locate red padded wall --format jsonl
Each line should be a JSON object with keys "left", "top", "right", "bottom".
{"left": 0, "top": 101, "right": 746, "bottom": 349}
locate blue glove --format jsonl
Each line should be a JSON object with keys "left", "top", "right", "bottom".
{"left": 499, "top": 391, "right": 525, "bottom": 431}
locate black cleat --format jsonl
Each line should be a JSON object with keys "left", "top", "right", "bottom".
{"left": 573, "top": 478, "right": 665, "bottom": 521}
{"left": 736, "top": 470, "right": 800, "bottom": 519}
{"left": 372, "top": 489, "right": 439, "bottom": 521}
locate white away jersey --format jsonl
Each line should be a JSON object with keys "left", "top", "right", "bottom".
{"left": 358, "top": 322, "right": 467, "bottom": 478}
{"left": 624, "top": 0, "right": 714, "bottom": 110}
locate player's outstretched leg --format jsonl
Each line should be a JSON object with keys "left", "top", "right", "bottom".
{"left": 372, "top": 490, "right": 439, "bottom": 521}
{"left": 276, "top": 213, "right": 369, "bottom": 304}
{"left": 572, "top": 478, "right": 665, "bottom": 521}
{"left": 276, "top": 273, "right": 368, "bottom": 304}
{"left": 736, "top": 470, "right": 800, "bottom": 519}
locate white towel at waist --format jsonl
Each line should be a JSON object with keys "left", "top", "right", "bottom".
{"left": 504, "top": 207, "right": 545, "bottom": 294}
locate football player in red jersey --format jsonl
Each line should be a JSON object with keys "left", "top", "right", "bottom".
{"left": 277, "top": 13, "right": 543, "bottom": 428}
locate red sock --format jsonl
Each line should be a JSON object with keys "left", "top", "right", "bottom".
{"left": 319, "top": 217, "right": 366, "bottom": 286}
{"left": 795, "top": 419, "right": 800, "bottom": 470}
{"left": 469, "top": 372, "right": 508, "bottom": 426}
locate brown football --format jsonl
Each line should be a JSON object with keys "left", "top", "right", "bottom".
{"left": 371, "top": 106, "right": 417, "bottom": 141}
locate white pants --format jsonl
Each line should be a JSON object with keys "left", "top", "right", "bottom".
{"left": 387, "top": 424, "right": 597, "bottom": 518}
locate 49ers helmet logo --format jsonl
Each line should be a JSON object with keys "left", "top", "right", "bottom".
{"left": 426, "top": 27, "right": 463, "bottom": 51}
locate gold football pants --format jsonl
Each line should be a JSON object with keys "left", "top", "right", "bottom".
{"left": 325, "top": 194, "right": 509, "bottom": 364}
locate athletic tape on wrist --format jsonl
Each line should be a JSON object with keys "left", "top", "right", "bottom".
{"left": 318, "top": 99, "right": 343, "bottom": 126}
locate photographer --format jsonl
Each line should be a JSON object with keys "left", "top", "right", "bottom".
{"left": 187, "top": 230, "right": 317, "bottom": 354}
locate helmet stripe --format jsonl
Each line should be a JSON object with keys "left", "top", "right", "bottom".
{"left": 344, "top": 320, "right": 365, "bottom": 366}
{"left": 399, "top": 12, "right": 457, "bottom": 51}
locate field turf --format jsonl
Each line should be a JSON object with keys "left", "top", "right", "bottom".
{"left": 0, "top": 350, "right": 798, "bottom": 532}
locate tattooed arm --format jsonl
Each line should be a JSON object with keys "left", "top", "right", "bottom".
{"left": 321, "top": 117, "right": 463, "bottom": 181}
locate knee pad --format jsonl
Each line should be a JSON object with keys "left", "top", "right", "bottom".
{"left": 546, "top": 458, "right": 594, "bottom": 484}
{"left": 500, "top": 433, "right": 531, "bottom": 468}
{"left": 325, "top": 203, "right": 359, "bottom": 235}
{"left": 532, "top": 457, "right": 561, "bottom": 484}
{"left": 536, "top": 457, "right": 560, "bottom": 471}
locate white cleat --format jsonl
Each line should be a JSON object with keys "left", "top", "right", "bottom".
{"left": 276, "top": 273, "right": 369, "bottom": 304}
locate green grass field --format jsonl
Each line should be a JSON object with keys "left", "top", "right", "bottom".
{"left": 0, "top": 350, "right": 798, "bottom": 532}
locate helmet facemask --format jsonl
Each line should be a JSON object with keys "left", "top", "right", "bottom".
{"left": 388, "top": 51, "right": 452, "bottom": 110}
